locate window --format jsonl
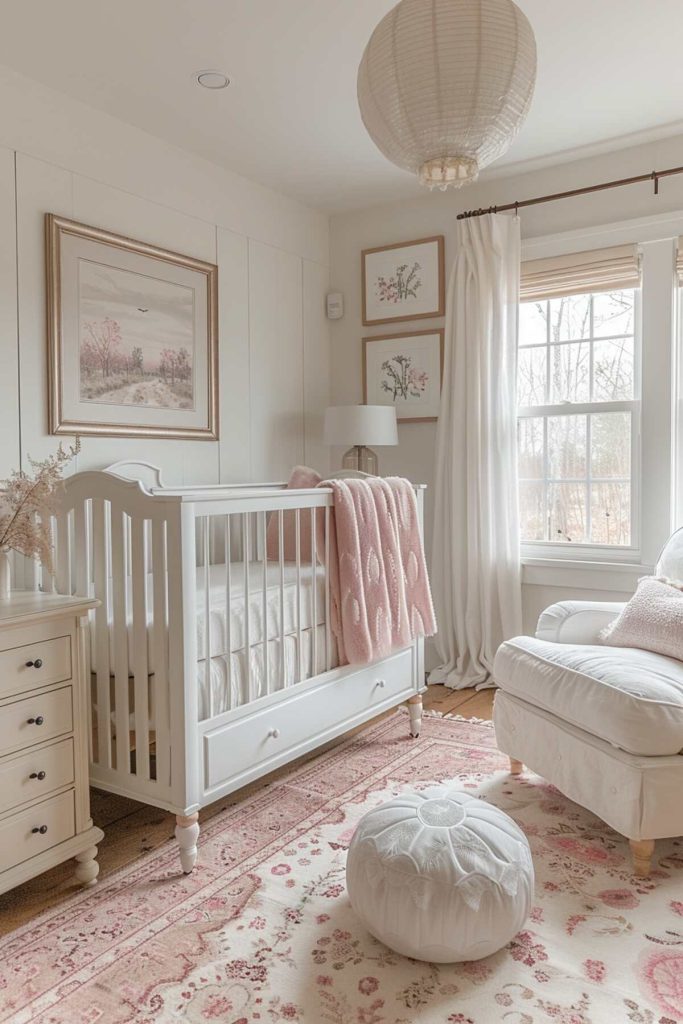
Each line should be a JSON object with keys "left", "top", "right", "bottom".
{"left": 517, "top": 288, "right": 639, "bottom": 550}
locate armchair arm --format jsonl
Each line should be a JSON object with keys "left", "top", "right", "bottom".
{"left": 536, "top": 600, "right": 626, "bottom": 645}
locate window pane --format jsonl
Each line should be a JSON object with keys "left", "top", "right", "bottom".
{"left": 592, "top": 338, "right": 634, "bottom": 401}
{"left": 548, "top": 482, "right": 588, "bottom": 543}
{"left": 549, "top": 293, "right": 591, "bottom": 341}
{"left": 518, "top": 417, "right": 544, "bottom": 479}
{"left": 517, "top": 347, "right": 547, "bottom": 407}
{"left": 549, "top": 341, "right": 590, "bottom": 404}
{"left": 548, "top": 415, "right": 587, "bottom": 479}
{"left": 590, "top": 482, "right": 631, "bottom": 545}
{"left": 519, "top": 301, "right": 547, "bottom": 346}
{"left": 591, "top": 412, "right": 631, "bottom": 478}
{"left": 593, "top": 290, "right": 635, "bottom": 338}
{"left": 520, "top": 482, "right": 546, "bottom": 541}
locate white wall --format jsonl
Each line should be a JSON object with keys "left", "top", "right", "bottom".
{"left": 0, "top": 64, "right": 330, "bottom": 486}
{"left": 330, "top": 133, "right": 683, "bottom": 634}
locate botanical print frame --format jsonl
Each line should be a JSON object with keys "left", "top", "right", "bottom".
{"left": 363, "top": 329, "right": 444, "bottom": 423}
{"left": 46, "top": 214, "right": 219, "bottom": 440}
{"left": 361, "top": 235, "right": 444, "bottom": 326}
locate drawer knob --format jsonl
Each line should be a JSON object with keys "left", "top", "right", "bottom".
{"left": 32, "top": 825, "right": 48, "bottom": 835}
{"left": 376, "top": 679, "right": 386, "bottom": 688}
{"left": 268, "top": 727, "right": 281, "bottom": 739}
{"left": 25, "top": 659, "right": 43, "bottom": 669}
{"left": 29, "top": 771, "right": 47, "bottom": 781}
{"left": 27, "top": 716, "right": 44, "bottom": 726}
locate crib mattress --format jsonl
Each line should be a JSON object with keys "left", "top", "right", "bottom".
{"left": 105, "top": 561, "right": 327, "bottom": 675}
{"left": 197, "top": 623, "right": 334, "bottom": 719}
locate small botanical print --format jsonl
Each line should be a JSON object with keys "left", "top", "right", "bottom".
{"left": 364, "top": 330, "right": 443, "bottom": 422}
{"left": 375, "top": 261, "right": 422, "bottom": 305}
{"left": 381, "top": 354, "right": 429, "bottom": 401}
{"left": 362, "top": 236, "right": 443, "bottom": 324}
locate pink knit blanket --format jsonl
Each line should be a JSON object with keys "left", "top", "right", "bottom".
{"left": 321, "top": 477, "right": 436, "bottom": 666}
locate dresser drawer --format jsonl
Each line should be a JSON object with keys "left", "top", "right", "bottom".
{"left": 204, "top": 647, "right": 414, "bottom": 792}
{"left": 0, "top": 738, "right": 74, "bottom": 815}
{"left": 0, "top": 790, "right": 75, "bottom": 874}
{"left": 0, "top": 635, "right": 71, "bottom": 699}
{"left": 0, "top": 686, "right": 73, "bottom": 757}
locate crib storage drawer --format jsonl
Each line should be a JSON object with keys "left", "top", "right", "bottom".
{"left": 0, "top": 687, "right": 73, "bottom": 757}
{"left": 0, "top": 790, "right": 76, "bottom": 874}
{"left": 0, "top": 635, "right": 71, "bottom": 699}
{"left": 0, "top": 738, "right": 75, "bottom": 815}
{"left": 204, "top": 647, "right": 414, "bottom": 792}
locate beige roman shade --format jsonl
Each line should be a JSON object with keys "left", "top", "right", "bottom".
{"left": 521, "top": 244, "right": 641, "bottom": 302}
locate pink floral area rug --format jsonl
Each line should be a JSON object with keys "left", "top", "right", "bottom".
{"left": 1, "top": 711, "right": 682, "bottom": 1024}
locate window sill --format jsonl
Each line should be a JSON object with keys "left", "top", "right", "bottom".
{"left": 521, "top": 556, "right": 653, "bottom": 593}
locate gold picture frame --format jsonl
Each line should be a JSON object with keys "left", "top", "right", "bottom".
{"left": 361, "top": 235, "right": 445, "bottom": 326}
{"left": 46, "top": 214, "right": 219, "bottom": 440}
{"left": 363, "top": 328, "right": 445, "bottom": 423}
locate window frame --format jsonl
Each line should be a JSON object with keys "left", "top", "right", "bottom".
{"left": 518, "top": 288, "right": 642, "bottom": 563}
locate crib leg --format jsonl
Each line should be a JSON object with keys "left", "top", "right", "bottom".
{"left": 176, "top": 813, "right": 200, "bottom": 874}
{"left": 407, "top": 693, "right": 423, "bottom": 738}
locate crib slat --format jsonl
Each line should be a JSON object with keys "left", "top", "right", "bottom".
{"left": 261, "top": 511, "right": 269, "bottom": 695}
{"left": 92, "top": 499, "right": 112, "bottom": 769}
{"left": 224, "top": 516, "right": 233, "bottom": 711}
{"left": 295, "top": 508, "right": 301, "bottom": 683}
{"left": 110, "top": 507, "right": 130, "bottom": 774}
{"left": 203, "top": 516, "right": 213, "bottom": 719}
{"left": 310, "top": 507, "right": 318, "bottom": 678}
{"left": 55, "top": 512, "right": 71, "bottom": 595}
{"left": 131, "top": 518, "right": 150, "bottom": 780}
{"left": 152, "top": 519, "right": 170, "bottom": 787}
{"left": 244, "top": 512, "right": 251, "bottom": 703}
{"left": 324, "top": 504, "right": 331, "bottom": 671}
{"left": 278, "top": 511, "right": 285, "bottom": 688}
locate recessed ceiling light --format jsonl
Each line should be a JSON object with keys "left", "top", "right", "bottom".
{"left": 195, "top": 70, "right": 230, "bottom": 90}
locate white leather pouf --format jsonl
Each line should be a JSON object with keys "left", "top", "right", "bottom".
{"left": 346, "top": 786, "right": 534, "bottom": 962}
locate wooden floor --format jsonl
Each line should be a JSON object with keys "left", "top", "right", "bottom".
{"left": 0, "top": 685, "right": 494, "bottom": 934}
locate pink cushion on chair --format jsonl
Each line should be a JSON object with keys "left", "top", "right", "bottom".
{"left": 601, "top": 576, "right": 683, "bottom": 661}
{"left": 266, "top": 466, "right": 322, "bottom": 562}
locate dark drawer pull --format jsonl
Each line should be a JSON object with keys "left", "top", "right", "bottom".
{"left": 25, "top": 659, "right": 43, "bottom": 669}
{"left": 26, "top": 716, "right": 44, "bottom": 726}
{"left": 29, "top": 771, "right": 47, "bottom": 781}
{"left": 31, "top": 825, "right": 48, "bottom": 835}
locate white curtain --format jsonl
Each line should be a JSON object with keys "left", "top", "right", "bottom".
{"left": 429, "top": 213, "right": 523, "bottom": 689}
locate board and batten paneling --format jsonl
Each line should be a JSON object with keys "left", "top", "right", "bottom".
{"left": 303, "top": 259, "right": 331, "bottom": 474}
{"left": 248, "top": 241, "right": 305, "bottom": 480}
{"left": 9, "top": 150, "right": 329, "bottom": 487}
{"left": 0, "top": 146, "right": 19, "bottom": 479}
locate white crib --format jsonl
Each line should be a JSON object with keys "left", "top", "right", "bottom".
{"left": 49, "top": 462, "right": 426, "bottom": 871}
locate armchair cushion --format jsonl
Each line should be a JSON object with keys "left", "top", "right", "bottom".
{"left": 535, "top": 600, "right": 626, "bottom": 645}
{"left": 493, "top": 636, "right": 683, "bottom": 756}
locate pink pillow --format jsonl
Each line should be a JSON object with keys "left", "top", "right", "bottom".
{"left": 601, "top": 576, "right": 683, "bottom": 661}
{"left": 266, "top": 466, "right": 322, "bottom": 563}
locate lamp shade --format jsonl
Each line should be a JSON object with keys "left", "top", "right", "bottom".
{"left": 324, "top": 405, "right": 398, "bottom": 446}
{"left": 357, "top": 0, "right": 537, "bottom": 190}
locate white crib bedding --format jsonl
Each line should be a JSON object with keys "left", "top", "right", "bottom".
{"left": 107, "top": 560, "right": 327, "bottom": 675}
{"left": 196, "top": 623, "right": 335, "bottom": 719}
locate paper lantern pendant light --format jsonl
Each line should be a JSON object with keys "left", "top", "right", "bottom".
{"left": 357, "top": 0, "right": 537, "bottom": 190}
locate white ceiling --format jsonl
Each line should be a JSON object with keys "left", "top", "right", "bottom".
{"left": 2, "top": 0, "right": 683, "bottom": 213}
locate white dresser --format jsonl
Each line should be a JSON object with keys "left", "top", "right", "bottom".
{"left": 0, "top": 592, "right": 103, "bottom": 895}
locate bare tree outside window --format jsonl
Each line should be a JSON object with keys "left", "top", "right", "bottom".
{"left": 517, "top": 290, "right": 636, "bottom": 547}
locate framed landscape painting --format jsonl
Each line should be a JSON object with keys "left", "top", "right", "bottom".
{"left": 46, "top": 214, "right": 218, "bottom": 440}
{"left": 361, "top": 235, "right": 444, "bottom": 326}
{"left": 363, "top": 329, "right": 444, "bottom": 422}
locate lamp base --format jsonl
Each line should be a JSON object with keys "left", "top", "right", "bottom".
{"left": 342, "top": 445, "right": 378, "bottom": 475}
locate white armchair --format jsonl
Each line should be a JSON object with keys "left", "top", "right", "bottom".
{"left": 493, "top": 536, "right": 683, "bottom": 877}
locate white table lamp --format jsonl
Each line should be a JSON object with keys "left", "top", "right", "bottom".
{"left": 324, "top": 405, "right": 398, "bottom": 474}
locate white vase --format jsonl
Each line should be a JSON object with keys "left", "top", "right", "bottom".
{"left": 0, "top": 548, "right": 11, "bottom": 600}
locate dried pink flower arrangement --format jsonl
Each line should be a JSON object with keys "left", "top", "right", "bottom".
{"left": 0, "top": 439, "right": 80, "bottom": 573}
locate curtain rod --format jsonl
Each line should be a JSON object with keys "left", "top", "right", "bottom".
{"left": 456, "top": 163, "right": 683, "bottom": 220}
